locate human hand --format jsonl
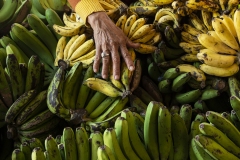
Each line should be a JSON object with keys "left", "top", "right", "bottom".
{"left": 87, "top": 12, "right": 140, "bottom": 80}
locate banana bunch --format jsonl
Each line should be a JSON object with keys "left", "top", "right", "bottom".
{"left": 54, "top": 33, "right": 96, "bottom": 68}
{"left": 129, "top": 0, "right": 155, "bottom": 7}
{"left": 196, "top": 10, "right": 240, "bottom": 77}
{"left": 115, "top": 13, "right": 159, "bottom": 54}
{"left": 0, "top": 0, "right": 32, "bottom": 36}
{"left": 171, "top": 0, "right": 193, "bottom": 17}
{"left": 191, "top": 111, "right": 240, "bottom": 159}
{"left": 53, "top": 12, "right": 86, "bottom": 37}
{"left": 84, "top": 50, "right": 142, "bottom": 97}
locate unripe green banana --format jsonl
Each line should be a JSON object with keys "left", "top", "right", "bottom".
{"left": 179, "top": 104, "right": 192, "bottom": 133}
{"left": 129, "top": 94, "right": 148, "bottom": 114}
{"left": 172, "top": 72, "right": 192, "bottom": 92}
{"left": 12, "top": 148, "right": 26, "bottom": 160}
{"left": 132, "top": 86, "right": 155, "bottom": 105}
{"left": 29, "top": 138, "right": 45, "bottom": 151}
{"left": 191, "top": 138, "right": 214, "bottom": 160}
{"left": 193, "top": 100, "right": 209, "bottom": 113}
{"left": 162, "top": 67, "right": 181, "bottom": 80}
{"left": 75, "top": 127, "right": 90, "bottom": 160}
{"left": 200, "top": 88, "right": 220, "bottom": 100}
{"left": 228, "top": 76, "right": 240, "bottom": 98}
{"left": 58, "top": 143, "right": 65, "bottom": 160}
{"left": 62, "top": 127, "right": 77, "bottom": 160}
{"left": 31, "top": 147, "right": 45, "bottom": 160}
{"left": 20, "top": 142, "right": 31, "bottom": 160}
{"left": 45, "top": 135, "right": 62, "bottom": 160}
{"left": 194, "top": 113, "right": 207, "bottom": 123}
{"left": 188, "top": 120, "right": 201, "bottom": 160}
{"left": 158, "top": 106, "right": 172, "bottom": 160}
{"left": 230, "top": 95, "right": 240, "bottom": 120}
{"left": 158, "top": 79, "right": 172, "bottom": 93}
{"left": 175, "top": 89, "right": 202, "bottom": 104}
{"left": 171, "top": 113, "right": 189, "bottom": 160}
{"left": 90, "top": 131, "right": 104, "bottom": 160}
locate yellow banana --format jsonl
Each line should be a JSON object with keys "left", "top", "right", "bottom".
{"left": 197, "top": 33, "right": 237, "bottom": 55}
{"left": 180, "top": 53, "right": 199, "bottom": 62}
{"left": 219, "top": 0, "right": 228, "bottom": 10}
{"left": 53, "top": 24, "right": 81, "bottom": 37}
{"left": 130, "top": 24, "right": 154, "bottom": 40}
{"left": 124, "top": 14, "right": 138, "bottom": 37}
{"left": 63, "top": 12, "right": 84, "bottom": 28}
{"left": 176, "top": 64, "right": 206, "bottom": 82}
{"left": 55, "top": 36, "right": 67, "bottom": 66}
{"left": 199, "top": 63, "right": 239, "bottom": 77}
{"left": 115, "top": 14, "right": 127, "bottom": 31}
{"left": 227, "top": 0, "right": 239, "bottom": 11}
{"left": 63, "top": 34, "right": 79, "bottom": 60}
{"left": 233, "top": 8, "right": 240, "bottom": 45}
{"left": 171, "top": 0, "right": 184, "bottom": 10}
{"left": 186, "top": 0, "right": 220, "bottom": 12}
{"left": 201, "top": 10, "right": 213, "bottom": 31}
{"left": 146, "top": 32, "right": 162, "bottom": 45}
{"left": 207, "top": 31, "right": 222, "bottom": 41}
{"left": 221, "top": 14, "right": 237, "bottom": 38}
{"left": 183, "top": 24, "right": 203, "bottom": 36}
{"left": 79, "top": 55, "right": 96, "bottom": 68}
{"left": 128, "top": 17, "right": 147, "bottom": 38}
{"left": 67, "top": 33, "right": 87, "bottom": 59}
{"left": 197, "top": 49, "right": 237, "bottom": 68}
{"left": 69, "top": 38, "right": 94, "bottom": 61}
{"left": 212, "top": 17, "right": 239, "bottom": 50}
{"left": 154, "top": 8, "right": 180, "bottom": 27}
{"left": 71, "top": 49, "right": 96, "bottom": 62}
{"left": 179, "top": 42, "right": 205, "bottom": 54}
{"left": 181, "top": 31, "right": 200, "bottom": 44}
{"left": 99, "top": 0, "right": 117, "bottom": 10}
{"left": 133, "top": 29, "right": 156, "bottom": 43}
{"left": 189, "top": 13, "right": 208, "bottom": 33}
{"left": 157, "top": 14, "right": 174, "bottom": 23}
{"left": 177, "top": 6, "right": 193, "bottom": 17}
{"left": 83, "top": 77, "right": 124, "bottom": 97}
{"left": 134, "top": 43, "right": 158, "bottom": 54}
{"left": 151, "top": 0, "right": 174, "bottom": 5}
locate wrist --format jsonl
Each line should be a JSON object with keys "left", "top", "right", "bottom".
{"left": 87, "top": 12, "right": 108, "bottom": 27}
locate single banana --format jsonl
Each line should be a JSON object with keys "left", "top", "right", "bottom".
{"left": 115, "top": 14, "right": 127, "bottom": 31}
{"left": 134, "top": 43, "right": 157, "bottom": 54}
{"left": 53, "top": 24, "right": 81, "bottom": 37}
{"left": 172, "top": 72, "right": 192, "bottom": 92}
{"left": 180, "top": 53, "right": 198, "bottom": 62}
{"left": 207, "top": 30, "right": 222, "bottom": 41}
{"left": 133, "top": 29, "right": 157, "bottom": 43}
{"left": 189, "top": 13, "right": 208, "bottom": 33}
{"left": 62, "top": 127, "right": 77, "bottom": 160}
{"left": 55, "top": 36, "right": 67, "bottom": 66}
{"left": 197, "top": 33, "right": 237, "bottom": 55}
{"left": 199, "top": 63, "right": 239, "bottom": 77}
{"left": 63, "top": 34, "right": 79, "bottom": 60}
{"left": 179, "top": 42, "right": 205, "bottom": 54}
{"left": 45, "top": 135, "right": 62, "bottom": 160}
{"left": 123, "top": 14, "right": 138, "bottom": 37}
{"left": 0, "top": 0, "right": 18, "bottom": 23}
{"left": 151, "top": 0, "right": 174, "bottom": 5}
{"left": 130, "top": 59, "right": 142, "bottom": 92}
{"left": 90, "top": 131, "right": 104, "bottom": 160}
{"left": 212, "top": 17, "right": 239, "bottom": 50}
{"left": 233, "top": 9, "right": 240, "bottom": 45}
{"left": 20, "top": 142, "right": 32, "bottom": 160}
{"left": 221, "top": 14, "right": 237, "bottom": 38}
{"left": 31, "top": 147, "right": 45, "bottom": 160}
{"left": 62, "top": 12, "right": 83, "bottom": 28}
{"left": 129, "top": 24, "right": 154, "bottom": 40}
{"left": 75, "top": 127, "right": 90, "bottom": 160}
{"left": 183, "top": 24, "right": 203, "bottom": 36}
{"left": 181, "top": 31, "right": 200, "bottom": 44}
{"left": 175, "top": 89, "right": 202, "bottom": 104}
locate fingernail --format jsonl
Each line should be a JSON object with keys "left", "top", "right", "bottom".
{"left": 130, "top": 66, "right": 135, "bottom": 71}
{"left": 114, "top": 75, "right": 120, "bottom": 80}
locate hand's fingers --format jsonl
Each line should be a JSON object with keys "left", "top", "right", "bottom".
{"left": 101, "top": 51, "right": 111, "bottom": 79}
{"left": 126, "top": 39, "right": 140, "bottom": 49}
{"left": 111, "top": 46, "right": 120, "bottom": 80}
{"left": 93, "top": 44, "right": 101, "bottom": 73}
{"left": 120, "top": 45, "right": 135, "bottom": 71}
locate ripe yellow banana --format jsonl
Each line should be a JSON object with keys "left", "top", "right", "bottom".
{"left": 79, "top": 55, "right": 96, "bottom": 68}
{"left": 221, "top": 14, "right": 237, "bottom": 39}
{"left": 199, "top": 63, "right": 239, "bottom": 77}
{"left": 124, "top": 14, "right": 138, "bottom": 37}
{"left": 186, "top": 0, "right": 220, "bottom": 12}
{"left": 154, "top": 8, "right": 180, "bottom": 27}
{"left": 233, "top": 9, "right": 240, "bottom": 45}
{"left": 71, "top": 49, "right": 96, "bottom": 62}
{"left": 130, "top": 24, "right": 154, "bottom": 40}
{"left": 151, "top": 0, "right": 174, "bottom": 5}
{"left": 179, "top": 42, "right": 205, "bottom": 54}
{"left": 67, "top": 33, "right": 87, "bottom": 59}
{"left": 157, "top": 14, "right": 174, "bottom": 23}
{"left": 183, "top": 24, "right": 203, "bottom": 36}
{"left": 212, "top": 17, "right": 239, "bottom": 50}
{"left": 197, "top": 33, "right": 237, "bottom": 55}
{"left": 207, "top": 31, "right": 222, "bottom": 41}
{"left": 128, "top": 17, "right": 147, "bottom": 38}
{"left": 197, "top": 49, "right": 237, "bottom": 68}
{"left": 134, "top": 43, "right": 157, "bottom": 54}
{"left": 83, "top": 77, "right": 124, "bottom": 97}
{"left": 63, "top": 12, "right": 84, "bottom": 28}
{"left": 115, "top": 14, "right": 127, "bottom": 31}
{"left": 181, "top": 31, "right": 200, "bottom": 44}
{"left": 180, "top": 53, "right": 198, "bottom": 62}
{"left": 133, "top": 29, "right": 156, "bottom": 43}
{"left": 55, "top": 36, "right": 66, "bottom": 66}
{"left": 189, "top": 13, "right": 208, "bottom": 33}
{"left": 146, "top": 32, "right": 162, "bottom": 45}
{"left": 63, "top": 34, "right": 79, "bottom": 60}
{"left": 53, "top": 24, "right": 81, "bottom": 37}
{"left": 201, "top": 10, "right": 213, "bottom": 31}
{"left": 176, "top": 64, "right": 206, "bottom": 82}
{"left": 227, "top": 0, "right": 239, "bottom": 11}
{"left": 69, "top": 38, "right": 94, "bottom": 61}
{"left": 99, "top": 0, "right": 117, "bottom": 10}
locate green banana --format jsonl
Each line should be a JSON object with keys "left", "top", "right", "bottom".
{"left": 148, "top": 62, "right": 162, "bottom": 83}
{"left": 191, "top": 138, "right": 215, "bottom": 160}
{"left": 158, "top": 79, "right": 172, "bottom": 93}
{"left": 129, "top": 94, "right": 148, "bottom": 114}
{"left": 85, "top": 91, "right": 108, "bottom": 115}
{"left": 5, "top": 89, "right": 37, "bottom": 124}
{"left": 6, "top": 53, "right": 25, "bottom": 101}
{"left": 0, "top": 48, "right": 7, "bottom": 68}
{"left": 172, "top": 72, "right": 192, "bottom": 92}
{"left": 97, "top": 145, "right": 111, "bottom": 160}
{"left": 221, "top": 111, "right": 234, "bottom": 124}
{"left": 29, "top": 138, "right": 45, "bottom": 151}
{"left": 132, "top": 112, "right": 144, "bottom": 141}
{"left": 0, "top": 62, "right": 13, "bottom": 107}
{"left": 89, "top": 96, "right": 117, "bottom": 119}
{"left": 158, "top": 106, "right": 172, "bottom": 160}
{"left": 175, "top": 89, "right": 202, "bottom": 104}
{"left": 200, "top": 88, "right": 220, "bottom": 100}
{"left": 162, "top": 67, "right": 181, "bottom": 80}
{"left": 170, "top": 105, "right": 180, "bottom": 114}
{"left": 199, "top": 122, "right": 240, "bottom": 158}
{"left": 179, "top": 104, "right": 193, "bottom": 133}
{"left": 58, "top": 143, "right": 65, "bottom": 160}
{"left": 62, "top": 62, "right": 83, "bottom": 109}
{"left": 62, "top": 127, "right": 77, "bottom": 160}
{"left": 25, "top": 55, "right": 43, "bottom": 93}
{"left": 11, "top": 23, "right": 54, "bottom": 69}
{"left": 20, "top": 142, "right": 32, "bottom": 160}
{"left": 75, "top": 127, "right": 90, "bottom": 160}
{"left": 31, "top": 147, "right": 45, "bottom": 160}
{"left": 55, "top": 135, "right": 62, "bottom": 145}
{"left": 15, "top": 90, "right": 48, "bottom": 126}
{"left": 228, "top": 76, "right": 240, "bottom": 98}
{"left": 195, "top": 134, "right": 239, "bottom": 160}
{"left": 132, "top": 86, "right": 155, "bottom": 105}
{"left": 188, "top": 120, "right": 201, "bottom": 160}
{"left": 152, "top": 48, "right": 166, "bottom": 64}
{"left": 47, "top": 0, "right": 67, "bottom": 12}
{"left": 194, "top": 99, "right": 209, "bottom": 113}
{"left": 121, "top": 109, "right": 151, "bottom": 160}
{"left": 90, "top": 131, "right": 104, "bottom": 160}
{"left": 0, "top": 0, "right": 18, "bottom": 24}
{"left": 164, "top": 25, "right": 181, "bottom": 49}
{"left": 11, "top": 148, "right": 26, "bottom": 160}
{"left": 114, "top": 117, "right": 140, "bottom": 160}
{"left": 19, "top": 109, "right": 56, "bottom": 131}
{"left": 45, "top": 135, "right": 62, "bottom": 160}
{"left": 103, "top": 128, "right": 127, "bottom": 160}
{"left": 27, "top": 13, "right": 58, "bottom": 60}
{"left": 230, "top": 110, "right": 240, "bottom": 131}
{"left": 194, "top": 113, "right": 207, "bottom": 123}
{"left": 144, "top": 101, "right": 160, "bottom": 160}
{"left": 171, "top": 113, "right": 189, "bottom": 160}
{"left": 0, "top": 36, "right": 18, "bottom": 48}
{"left": 6, "top": 43, "right": 29, "bottom": 64}
{"left": 19, "top": 63, "right": 27, "bottom": 89}
{"left": 230, "top": 95, "right": 240, "bottom": 120}
{"left": 75, "top": 65, "right": 95, "bottom": 109}
{"left": 206, "top": 111, "right": 240, "bottom": 148}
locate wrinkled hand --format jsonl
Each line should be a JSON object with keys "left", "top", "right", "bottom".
{"left": 87, "top": 12, "right": 140, "bottom": 80}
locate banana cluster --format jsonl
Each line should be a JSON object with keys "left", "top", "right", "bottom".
{"left": 115, "top": 13, "right": 159, "bottom": 54}
{"left": 191, "top": 111, "right": 240, "bottom": 160}
{"left": 196, "top": 10, "right": 240, "bottom": 77}
{"left": 0, "top": 0, "right": 31, "bottom": 36}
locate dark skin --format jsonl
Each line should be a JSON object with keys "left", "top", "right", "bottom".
{"left": 68, "top": 0, "right": 140, "bottom": 80}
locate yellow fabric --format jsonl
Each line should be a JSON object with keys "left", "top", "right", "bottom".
{"left": 75, "top": 0, "right": 105, "bottom": 25}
